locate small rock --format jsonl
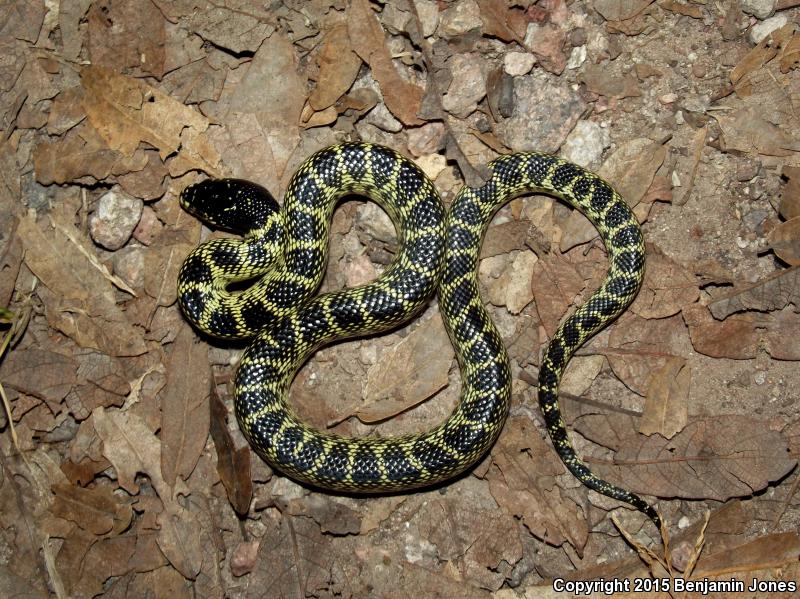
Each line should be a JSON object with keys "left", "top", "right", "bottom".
{"left": 112, "top": 245, "right": 145, "bottom": 290}
{"left": 749, "top": 14, "right": 787, "bottom": 44}
{"left": 416, "top": 153, "right": 447, "bottom": 181}
{"left": 442, "top": 54, "right": 486, "bottom": 118}
{"left": 437, "top": 0, "right": 482, "bottom": 38}
{"left": 503, "top": 52, "right": 536, "bottom": 77}
{"left": 132, "top": 205, "right": 163, "bottom": 246}
{"left": 499, "top": 71, "right": 585, "bottom": 153}
{"left": 561, "top": 120, "right": 611, "bottom": 169}
{"left": 230, "top": 540, "right": 260, "bottom": 577}
{"left": 735, "top": 158, "right": 760, "bottom": 182}
{"left": 566, "top": 45, "right": 587, "bottom": 70}
{"left": 691, "top": 62, "right": 707, "bottom": 79}
{"left": 344, "top": 252, "right": 378, "bottom": 287}
{"left": 740, "top": 0, "right": 776, "bottom": 20}
{"left": 500, "top": 251, "right": 538, "bottom": 314}
{"left": 89, "top": 188, "right": 143, "bottom": 251}
{"left": 356, "top": 202, "right": 396, "bottom": 245}
{"left": 413, "top": 0, "right": 439, "bottom": 37}
{"left": 382, "top": 3, "right": 411, "bottom": 34}
{"left": 659, "top": 93, "right": 678, "bottom": 104}
{"left": 407, "top": 122, "right": 446, "bottom": 156}
{"left": 365, "top": 102, "right": 403, "bottom": 133}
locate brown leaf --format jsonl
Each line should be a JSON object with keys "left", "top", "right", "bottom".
{"left": 715, "top": 106, "right": 797, "bottom": 157}
{"left": 708, "top": 267, "right": 800, "bottom": 319}
{"left": 598, "top": 138, "right": 667, "bottom": 207}
{"left": 209, "top": 381, "right": 253, "bottom": 516}
{"left": 632, "top": 244, "right": 699, "bottom": 318}
{"left": 17, "top": 212, "right": 147, "bottom": 356}
{"left": 593, "top": 0, "right": 655, "bottom": 21}
{"left": 309, "top": 24, "right": 362, "bottom": 111}
{"left": 143, "top": 228, "right": 198, "bottom": 309}
{"left": 767, "top": 217, "right": 800, "bottom": 265}
{"left": 50, "top": 482, "right": 133, "bottom": 536}
{"left": 156, "top": 505, "right": 203, "bottom": 580}
{"left": 486, "top": 416, "right": 589, "bottom": 550}
{"left": 478, "top": 0, "right": 524, "bottom": 44}
{"left": 480, "top": 220, "right": 533, "bottom": 258}
{"left": 683, "top": 303, "right": 800, "bottom": 360}
{"left": 92, "top": 406, "right": 184, "bottom": 502}
{"left": 638, "top": 357, "right": 690, "bottom": 438}
{"left": 1, "top": 348, "right": 77, "bottom": 413}
{"left": 80, "top": 65, "right": 220, "bottom": 173}
{"left": 580, "top": 64, "right": 641, "bottom": 100}
{"left": 161, "top": 326, "right": 211, "bottom": 487}
{"left": 86, "top": 0, "right": 166, "bottom": 79}
{"left": 359, "top": 312, "right": 454, "bottom": 423}
{"left": 694, "top": 532, "right": 800, "bottom": 577}
{"left": 530, "top": 253, "right": 585, "bottom": 337}
{"left": 658, "top": 0, "right": 702, "bottom": 18}
{"left": 34, "top": 122, "right": 149, "bottom": 185}
{"left": 348, "top": 0, "right": 424, "bottom": 126}
{"left": 282, "top": 495, "right": 361, "bottom": 535}
{"left": 580, "top": 414, "right": 796, "bottom": 501}
{"left": 780, "top": 166, "right": 800, "bottom": 220}
{"left": 420, "top": 499, "right": 522, "bottom": 589}
{"left": 606, "top": 313, "right": 687, "bottom": 395}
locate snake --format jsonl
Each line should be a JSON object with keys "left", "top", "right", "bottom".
{"left": 178, "top": 142, "right": 660, "bottom": 528}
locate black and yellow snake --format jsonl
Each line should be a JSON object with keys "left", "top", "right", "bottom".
{"left": 178, "top": 142, "right": 660, "bottom": 528}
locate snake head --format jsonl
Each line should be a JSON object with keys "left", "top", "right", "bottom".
{"left": 180, "top": 178, "right": 280, "bottom": 234}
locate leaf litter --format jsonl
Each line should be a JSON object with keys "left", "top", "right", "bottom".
{"left": 0, "top": 1, "right": 799, "bottom": 597}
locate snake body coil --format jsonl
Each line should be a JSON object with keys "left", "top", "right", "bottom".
{"left": 178, "top": 142, "right": 659, "bottom": 527}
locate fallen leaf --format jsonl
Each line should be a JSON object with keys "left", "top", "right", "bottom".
{"left": 530, "top": 253, "right": 585, "bottom": 337}
{"left": 658, "top": 0, "right": 702, "bottom": 18}
{"left": 693, "top": 532, "right": 800, "bottom": 577}
{"left": 579, "top": 414, "right": 797, "bottom": 501}
{"left": 580, "top": 63, "right": 642, "bottom": 99}
{"left": 156, "top": 505, "right": 203, "bottom": 580}
{"left": 50, "top": 482, "right": 133, "bottom": 536}
{"left": 80, "top": 65, "right": 220, "bottom": 173}
{"left": 281, "top": 495, "right": 361, "bottom": 535}
{"left": 780, "top": 166, "right": 800, "bottom": 220}
{"left": 309, "top": 24, "right": 362, "bottom": 111}
{"left": 0, "top": 348, "right": 77, "bottom": 413}
{"left": 92, "top": 406, "right": 184, "bottom": 503}
{"left": 348, "top": 0, "right": 424, "bottom": 126}
{"left": 707, "top": 267, "right": 800, "bottom": 319}
{"left": 593, "top": 0, "right": 654, "bottom": 21}
{"left": 486, "top": 416, "right": 590, "bottom": 550}
{"left": 209, "top": 380, "right": 253, "bottom": 516}
{"left": 359, "top": 312, "right": 454, "bottom": 423}
{"left": 599, "top": 138, "right": 667, "bottom": 207}
{"left": 638, "top": 356, "right": 690, "bottom": 438}
{"left": 767, "top": 217, "right": 800, "bottom": 265}
{"left": 632, "top": 244, "right": 699, "bottom": 318}
{"left": 17, "top": 213, "right": 147, "bottom": 356}
{"left": 160, "top": 326, "right": 211, "bottom": 487}
{"left": 714, "top": 106, "right": 798, "bottom": 157}
{"left": 683, "top": 304, "right": 800, "bottom": 360}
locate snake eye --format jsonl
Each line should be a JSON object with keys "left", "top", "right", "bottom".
{"left": 180, "top": 178, "right": 279, "bottom": 233}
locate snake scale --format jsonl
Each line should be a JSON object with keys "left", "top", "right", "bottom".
{"left": 178, "top": 142, "right": 660, "bottom": 528}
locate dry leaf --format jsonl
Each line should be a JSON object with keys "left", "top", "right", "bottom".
{"left": 632, "top": 244, "right": 699, "bottom": 319}
{"left": 683, "top": 304, "right": 800, "bottom": 360}
{"left": 638, "top": 357, "right": 690, "bottom": 438}
{"left": 530, "top": 253, "right": 585, "bottom": 337}
{"left": 50, "top": 482, "right": 133, "bottom": 536}
{"left": 579, "top": 414, "right": 796, "bottom": 501}
{"left": 156, "top": 505, "right": 204, "bottom": 580}
{"left": 360, "top": 312, "right": 454, "bottom": 423}
{"left": 92, "top": 406, "right": 184, "bottom": 503}
{"left": 714, "top": 106, "right": 798, "bottom": 157}
{"left": 599, "top": 138, "right": 667, "bottom": 207}
{"left": 209, "top": 381, "right": 253, "bottom": 516}
{"left": 693, "top": 532, "right": 800, "bottom": 577}
{"left": 348, "top": 0, "right": 424, "bottom": 126}
{"left": 160, "top": 326, "right": 211, "bottom": 487}
{"left": 708, "top": 267, "right": 800, "bottom": 319}
{"left": 767, "top": 217, "right": 800, "bottom": 265}
{"left": 80, "top": 65, "right": 220, "bottom": 173}
{"left": 17, "top": 213, "right": 147, "bottom": 356}
{"left": 780, "top": 166, "right": 800, "bottom": 220}
{"left": 486, "top": 416, "right": 590, "bottom": 550}
{"left": 593, "top": 0, "right": 655, "bottom": 21}
{"left": 309, "top": 24, "right": 362, "bottom": 111}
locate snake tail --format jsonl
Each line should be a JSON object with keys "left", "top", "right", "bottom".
{"left": 444, "top": 152, "right": 659, "bottom": 528}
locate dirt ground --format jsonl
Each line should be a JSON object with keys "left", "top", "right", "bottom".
{"left": 1, "top": 0, "right": 800, "bottom": 597}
